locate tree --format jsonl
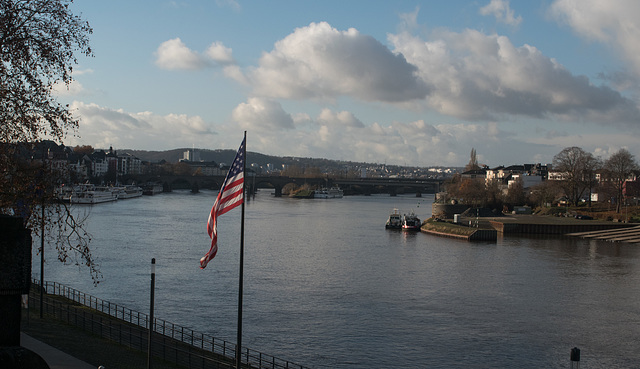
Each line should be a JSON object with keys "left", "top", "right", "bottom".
{"left": 604, "top": 148, "right": 639, "bottom": 213}
{"left": 0, "top": 1, "right": 98, "bottom": 282}
{"left": 464, "top": 148, "right": 481, "bottom": 172}
{"left": 582, "top": 154, "right": 602, "bottom": 207}
{"left": 552, "top": 147, "right": 599, "bottom": 206}
{"left": 447, "top": 177, "right": 487, "bottom": 207}
{"left": 73, "top": 145, "right": 94, "bottom": 156}
{"left": 528, "top": 180, "right": 562, "bottom": 209}
{"left": 1, "top": 0, "right": 92, "bottom": 143}
{"left": 503, "top": 178, "right": 526, "bottom": 209}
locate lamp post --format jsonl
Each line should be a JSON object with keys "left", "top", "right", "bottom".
{"left": 39, "top": 200, "right": 44, "bottom": 318}
{"left": 147, "top": 258, "right": 156, "bottom": 369}
{"left": 39, "top": 147, "right": 48, "bottom": 318}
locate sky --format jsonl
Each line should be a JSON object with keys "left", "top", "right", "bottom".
{"left": 56, "top": 0, "right": 640, "bottom": 167}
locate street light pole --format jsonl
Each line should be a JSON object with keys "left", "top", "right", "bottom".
{"left": 147, "top": 258, "right": 156, "bottom": 369}
{"left": 39, "top": 147, "right": 47, "bottom": 319}
{"left": 39, "top": 200, "right": 44, "bottom": 318}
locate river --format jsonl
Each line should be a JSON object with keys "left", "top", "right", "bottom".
{"left": 34, "top": 190, "right": 640, "bottom": 368}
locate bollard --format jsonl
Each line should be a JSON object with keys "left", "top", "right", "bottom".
{"left": 570, "top": 347, "right": 580, "bottom": 369}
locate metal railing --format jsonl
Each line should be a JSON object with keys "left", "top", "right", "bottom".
{"left": 30, "top": 280, "right": 310, "bottom": 369}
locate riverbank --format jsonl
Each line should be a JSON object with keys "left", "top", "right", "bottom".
{"left": 421, "top": 213, "right": 639, "bottom": 242}
{"left": 22, "top": 282, "right": 309, "bottom": 369}
{"left": 489, "top": 214, "right": 636, "bottom": 234}
{"left": 421, "top": 218, "right": 497, "bottom": 241}
{"left": 21, "top": 305, "right": 182, "bottom": 369}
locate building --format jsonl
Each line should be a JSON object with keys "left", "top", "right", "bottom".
{"left": 183, "top": 148, "right": 201, "bottom": 162}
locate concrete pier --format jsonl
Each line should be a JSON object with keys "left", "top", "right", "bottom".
{"left": 488, "top": 215, "right": 636, "bottom": 235}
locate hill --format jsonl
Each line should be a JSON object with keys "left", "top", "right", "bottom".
{"left": 117, "top": 148, "right": 460, "bottom": 177}
{"left": 120, "top": 148, "right": 382, "bottom": 170}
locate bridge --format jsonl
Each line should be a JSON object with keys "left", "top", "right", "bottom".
{"left": 128, "top": 174, "right": 441, "bottom": 197}
{"left": 333, "top": 177, "right": 440, "bottom": 196}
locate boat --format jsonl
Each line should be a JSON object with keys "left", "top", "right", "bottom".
{"left": 68, "top": 184, "right": 118, "bottom": 204}
{"left": 314, "top": 186, "right": 344, "bottom": 199}
{"left": 115, "top": 185, "right": 143, "bottom": 199}
{"left": 402, "top": 211, "right": 421, "bottom": 230}
{"left": 386, "top": 208, "right": 402, "bottom": 229}
{"left": 56, "top": 185, "right": 74, "bottom": 203}
{"left": 143, "top": 183, "right": 163, "bottom": 195}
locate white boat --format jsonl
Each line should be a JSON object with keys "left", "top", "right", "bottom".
{"left": 69, "top": 184, "right": 118, "bottom": 204}
{"left": 385, "top": 208, "right": 402, "bottom": 229}
{"left": 115, "top": 185, "right": 143, "bottom": 199}
{"left": 314, "top": 186, "right": 344, "bottom": 198}
{"left": 402, "top": 211, "right": 421, "bottom": 230}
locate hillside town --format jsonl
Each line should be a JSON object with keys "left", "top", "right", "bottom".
{"left": 19, "top": 141, "right": 640, "bottom": 214}
{"left": 30, "top": 141, "right": 458, "bottom": 183}
{"left": 447, "top": 147, "right": 639, "bottom": 216}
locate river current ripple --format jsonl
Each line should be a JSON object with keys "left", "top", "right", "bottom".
{"left": 36, "top": 190, "right": 640, "bottom": 368}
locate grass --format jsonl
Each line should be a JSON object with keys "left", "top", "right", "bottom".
{"left": 535, "top": 204, "right": 640, "bottom": 222}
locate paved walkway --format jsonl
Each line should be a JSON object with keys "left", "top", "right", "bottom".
{"left": 20, "top": 333, "right": 96, "bottom": 369}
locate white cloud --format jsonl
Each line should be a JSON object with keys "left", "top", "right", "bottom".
{"left": 550, "top": 0, "right": 640, "bottom": 80}
{"left": 480, "top": 0, "right": 522, "bottom": 26}
{"left": 226, "top": 101, "right": 544, "bottom": 166}
{"left": 53, "top": 68, "right": 94, "bottom": 96}
{"left": 223, "top": 65, "right": 248, "bottom": 85}
{"left": 231, "top": 98, "right": 295, "bottom": 131}
{"left": 388, "top": 28, "right": 640, "bottom": 124}
{"left": 316, "top": 109, "right": 364, "bottom": 128}
{"left": 398, "top": 6, "right": 421, "bottom": 32}
{"left": 68, "top": 101, "right": 215, "bottom": 149}
{"left": 53, "top": 80, "right": 86, "bottom": 96}
{"left": 232, "top": 19, "right": 638, "bottom": 127}
{"left": 247, "top": 22, "right": 430, "bottom": 102}
{"left": 205, "top": 41, "right": 235, "bottom": 65}
{"left": 155, "top": 38, "right": 235, "bottom": 70}
{"left": 66, "top": 100, "right": 640, "bottom": 167}
{"left": 155, "top": 38, "right": 206, "bottom": 70}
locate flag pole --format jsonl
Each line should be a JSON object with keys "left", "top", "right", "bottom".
{"left": 235, "top": 131, "right": 247, "bottom": 369}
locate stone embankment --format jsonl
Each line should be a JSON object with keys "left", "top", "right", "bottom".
{"left": 421, "top": 219, "right": 497, "bottom": 241}
{"left": 421, "top": 227, "right": 497, "bottom": 241}
{"left": 566, "top": 225, "right": 640, "bottom": 243}
{"left": 422, "top": 214, "right": 638, "bottom": 242}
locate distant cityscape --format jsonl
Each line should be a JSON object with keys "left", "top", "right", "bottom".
{"left": 21, "top": 140, "right": 640, "bottom": 208}
{"left": 33, "top": 141, "right": 461, "bottom": 183}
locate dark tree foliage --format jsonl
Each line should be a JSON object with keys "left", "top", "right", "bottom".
{"left": 0, "top": 0, "right": 99, "bottom": 282}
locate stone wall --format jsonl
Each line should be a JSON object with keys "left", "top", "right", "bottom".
{"left": 431, "top": 203, "right": 470, "bottom": 219}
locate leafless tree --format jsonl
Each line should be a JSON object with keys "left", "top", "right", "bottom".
{"left": 552, "top": 147, "right": 600, "bottom": 206}
{"left": 464, "top": 148, "right": 481, "bottom": 172}
{"left": 604, "top": 148, "right": 639, "bottom": 213}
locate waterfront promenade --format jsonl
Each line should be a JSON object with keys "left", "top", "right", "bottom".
{"left": 21, "top": 281, "right": 309, "bottom": 369}
{"left": 20, "top": 333, "right": 95, "bottom": 369}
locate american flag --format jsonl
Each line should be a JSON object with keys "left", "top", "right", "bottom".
{"left": 200, "top": 138, "right": 245, "bottom": 269}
